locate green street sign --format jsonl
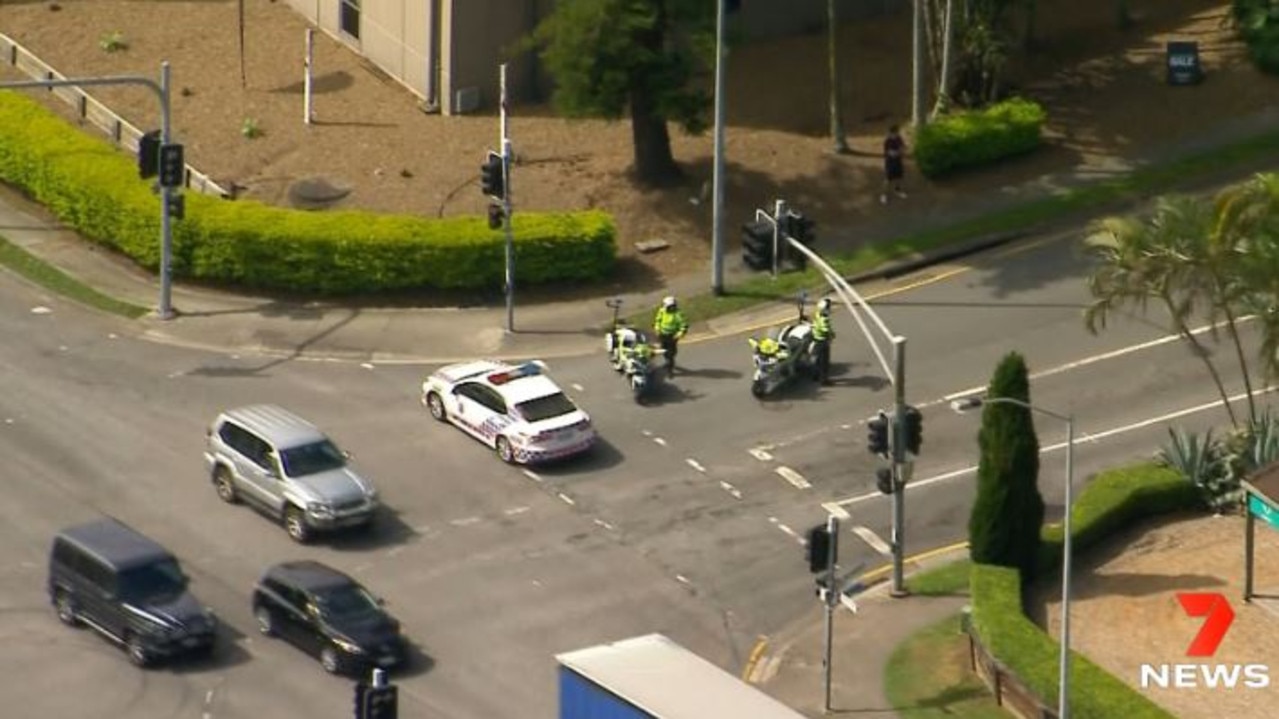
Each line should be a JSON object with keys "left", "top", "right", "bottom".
{"left": 1249, "top": 495, "right": 1279, "bottom": 531}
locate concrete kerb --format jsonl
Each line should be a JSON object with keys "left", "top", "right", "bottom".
{"left": 740, "top": 540, "right": 971, "bottom": 683}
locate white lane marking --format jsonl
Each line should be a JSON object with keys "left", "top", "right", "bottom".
{"left": 852, "top": 525, "right": 893, "bottom": 556}
{"left": 776, "top": 523, "right": 797, "bottom": 538}
{"left": 594, "top": 518, "right": 615, "bottom": 531}
{"left": 205, "top": 690, "right": 215, "bottom": 705}
{"left": 450, "top": 516, "right": 482, "bottom": 527}
{"left": 827, "top": 505, "right": 851, "bottom": 520}
{"left": 654, "top": 437, "right": 668, "bottom": 447}
{"left": 749, "top": 447, "right": 774, "bottom": 461}
{"left": 108, "top": 333, "right": 118, "bottom": 339}
{"left": 642, "top": 430, "right": 653, "bottom": 437}
{"left": 719, "top": 481, "right": 743, "bottom": 499}
{"left": 31, "top": 306, "right": 51, "bottom": 314}
{"left": 775, "top": 466, "right": 812, "bottom": 489}
{"left": 558, "top": 492, "right": 576, "bottom": 506}
{"left": 503, "top": 506, "right": 531, "bottom": 516}
{"left": 824, "top": 385, "right": 1279, "bottom": 512}
{"left": 522, "top": 469, "right": 542, "bottom": 482}
{"left": 360, "top": 362, "right": 375, "bottom": 370}
{"left": 572, "top": 383, "right": 585, "bottom": 391}
{"left": 937, "top": 317, "right": 1255, "bottom": 404}
{"left": 686, "top": 458, "right": 707, "bottom": 473}
{"left": 675, "top": 574, "right": 691, "bottom": 585}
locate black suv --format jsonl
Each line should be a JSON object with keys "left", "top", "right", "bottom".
{"left": 252, "top": 560, "right": 406, "bottom": 675}
{"left": 48, "top": 518, "right": 217, "bottom": 666}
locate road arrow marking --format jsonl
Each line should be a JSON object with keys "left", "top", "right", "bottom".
{"left": 776, "top": 466, "right": 811, "bottom": 489}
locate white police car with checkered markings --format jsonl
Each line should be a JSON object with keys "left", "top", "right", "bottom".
{"left": 421, "top": 360, "right": 596, "bottom": 464}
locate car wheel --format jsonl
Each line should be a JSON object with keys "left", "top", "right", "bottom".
{"left": 284, "top": 505, "right": 311, "bottom": 543}
{"left": 320, "top": 644, "right": 342, "bottom": 674}
{"left": 496, "top": 436, "right": 515, "bottom": 464}
{"left": 425, "top": 392, "right": 447, "bottom": 422}
{"left": 54, "top": 590, "right": 79, "bottom": 627}
{"left": 214, "top": 466, "right": 239, "bottom": 504}
{"left": 254, "top": 605, "right": 276, "bottom": 636}
{"left": 126, "top": 633, "right": 150, "bottom": 667}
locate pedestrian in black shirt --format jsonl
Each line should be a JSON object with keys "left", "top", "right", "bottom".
{"left": 880, "top": 125, "right": 907, "bottom": 205}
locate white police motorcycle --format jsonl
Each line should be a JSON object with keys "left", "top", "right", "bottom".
{"left": 747, "top": 294, "right": 816, "bottom": 398}
{"left": 605, "top": 298, "right": 657, "bottom": 404}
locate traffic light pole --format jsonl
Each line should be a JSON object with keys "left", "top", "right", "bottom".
{"left": 890, "top": 336, "right": 909, "bottom": 597}
{"left": 499, "top": 64, "right": 515, "bottom": 333}
{"left": 771, "top": 199, "right": 786, "bottom": 278}
{"left": 0, "top": 62, "right": 176, "bottom": 319}
{"left": 822, "top": 513, "right": 839, "bottom": 713}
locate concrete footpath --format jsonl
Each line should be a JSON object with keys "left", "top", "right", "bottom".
{"left": 0, "top": 106, "right": 1277, "bottom": 717}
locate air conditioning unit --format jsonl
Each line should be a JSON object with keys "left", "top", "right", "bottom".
{"left": 453, "top": 86, "right": 480, "bottom": 115}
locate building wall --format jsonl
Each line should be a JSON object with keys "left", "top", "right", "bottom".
{"left": 281, "top": 0, "right": 906, "bottom": 115}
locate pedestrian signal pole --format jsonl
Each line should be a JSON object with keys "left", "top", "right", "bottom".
{"left": 500, "top": 63, "right": 515, "bottom": 333}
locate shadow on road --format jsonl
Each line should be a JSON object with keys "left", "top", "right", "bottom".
{"left": 322, "top": 508, "right": 420, "bottom": 553}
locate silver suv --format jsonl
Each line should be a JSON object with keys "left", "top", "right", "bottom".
{"left": 204, "top": 405, "right": 378, "bottom": 543}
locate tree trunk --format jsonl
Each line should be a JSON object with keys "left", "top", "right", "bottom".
{"left": 932, "top": 0, "right": 954, "bottom": 117}
{"left": 629, "top": 88, "right": 681, "bottom": 186}
{"left": 1223, "top": 302, "right": 1258, "bottom": 424}
{"left": 1169, "top": 294, "right": 1239, "bottom": 427}
{"left": 827, "top": 0, "right": 849, "bottom": 153}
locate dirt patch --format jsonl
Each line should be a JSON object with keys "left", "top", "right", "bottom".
{"left": 0, "top": 0, "right": 1275, "bottom": 297}
{"left": 1029, "top": 513, "right": 1279, "bottom": 717}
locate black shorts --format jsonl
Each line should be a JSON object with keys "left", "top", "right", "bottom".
{"left": 885, "top": 158, "right": 904, "bottom": 181}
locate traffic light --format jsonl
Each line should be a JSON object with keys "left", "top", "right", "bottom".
{"left": 480, "top": 151, "right": 504, "bottom": 199}
{"left": 138, "top": 129, "right": 161, "bottom": 179}
{"left": 786, "top": 212, "right": 816, "bottom": 270}
{"left": 867, "top": 411, "right": 890, "bottom": 457}
{"left": 361, "top": 684, "right": 398, "bottom": 719}
{"left": 487, "top": 202, "right": 504, "bottom": 230}
{"left": 903, "top": 405, "right": 923, "bottom": 456}
{"left": 742, "top": 220, "right": 774, "bottom": 271}
{"left": 805, "top": 523, "right": 834, "bottom": 573}
{"left": 876, "top": 466, "right": 895, "bottom": 495}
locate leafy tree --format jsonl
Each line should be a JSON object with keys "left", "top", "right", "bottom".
{"left": 1217, "top": 173, "right": 1279, "bottom": 383}
{"left": 526, "top": 0, "right": 714, "bottom": 187}
{"left": 968, "top": 351, "right": 1044, "bottom": 582}
{"left": 1084, "top": 195, "right": 1244, "bottom": 427}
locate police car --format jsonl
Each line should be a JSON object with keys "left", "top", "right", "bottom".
{"left": 420, "top": 360, "right": 596, "bottom": 464}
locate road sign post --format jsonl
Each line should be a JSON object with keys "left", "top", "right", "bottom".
{"left": 821, "top": 514, "right": 839, "bottom": 713}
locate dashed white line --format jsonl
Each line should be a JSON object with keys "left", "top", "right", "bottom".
{"left": 503, "top": 506, "right": 531, "bottom": 516}
{"left": 686, "top": 458, "right": 707, "bottom": 473}
{"left": 594, "top": 518, "right": 616, "bottom": 531}
{"left": 642, "top": 430, "right": 653, "bottom": 437}
{"left": 450, "top": 516, "right": 482, "bottom": 527}
{"left": 571, "top": 383, "right": 585, "bottom": 391}
{"left": 827, "top": 505, "right": 851, "bottom": 520}
{"left": 748, "top": 447, "right": 774, "bottom": 461}
{"left": 675, "top": 574, "right": 691, "bottom": 585}
{"left": 776, "top": 523, "right": 797, "bottom": 538}
{"left": 775, "top": 466, "right": 812, "bottom": 489}
{"left": 852, "top": 525, "right": 893, "bottom": 555}
{"left": 653, "top": 437, "right": 668, "bottom": 447}
{"left": 522, "top": 469, "right": 542, "bottom": 483}
{"left": 558, "top": 492, "right": 576, "bottom": 506}
{"left": 719, "top": 480, "right": 743, "bottom": 499}
{"left": 360, "top": 362, "right": 375, "bottom": 370}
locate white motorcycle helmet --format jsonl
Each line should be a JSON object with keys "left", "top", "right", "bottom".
{"left": 662, "top": 295, "right": 677, "bottom": 309}
{"left": 817, "top": 298, "right": 831, "bottom": 313}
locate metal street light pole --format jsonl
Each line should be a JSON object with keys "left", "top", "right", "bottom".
{"left": 951, "top": 395, "right": 1074, "bottom": 719}
{"left": 710, "top": 0, "right": 728, "bottom": 296}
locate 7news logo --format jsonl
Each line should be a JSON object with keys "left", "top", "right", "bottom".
{"left": 1139, "top": 592, "right": 1270, "bottom": 690}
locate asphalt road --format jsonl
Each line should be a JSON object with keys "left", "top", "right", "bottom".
{"left": 0, "top": 227, "right": 1266, "bottom": 718}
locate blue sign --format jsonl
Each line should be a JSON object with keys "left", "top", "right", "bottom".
{"left": 1249, "top": 495, "right": 1279, "bottom": 530}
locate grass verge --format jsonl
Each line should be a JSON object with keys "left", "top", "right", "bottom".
{"left": 883, "top": 613, "right": 1008, "bottom": 719}
{"left": 0, "top": 235, "right": 148, "bottom": 319}
{"left": 906, "top": 558, "right": 972, "bottom": 596}
{"left": 633, "top": 129, "right": 1279, "bottom": 328}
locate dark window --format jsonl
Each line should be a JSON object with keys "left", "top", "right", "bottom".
{"left": 474, "top": 386, "right": 507, "bottom": 415}
{"left": 79, "top": 554, "right": 117, "bottom": 595}
{"left": 339, "top": 0, "right": 360, "bottom": 40}
{"left": 264, "top": 577, "right": 303, "bottom": 611}
{"left": 117, "top": 558, "right": 186, "bottom": 601}
{"left": 516, "top": 393, "right": 578, "bottom": 423}
{"left": 278, "top": 440, "right": 346, "bottom": 478}
{"left": 313, "top": 582, "right": 380, "bottom": 621}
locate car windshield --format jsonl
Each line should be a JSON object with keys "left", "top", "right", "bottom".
{"left": 118, "top": 558, "right": 187, "bottom": 601}
{"left": 278, "top": 440, "right": 346, "bottom": 477}
{"left": 516, "top": 392, "right": 577, "bottom": 423}
{"left": 314, "top": 583, "right": 381, "bottom": 621}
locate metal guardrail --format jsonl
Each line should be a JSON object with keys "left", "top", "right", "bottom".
{"left": 0, "top": 32, "right": 227, "bottom": 197}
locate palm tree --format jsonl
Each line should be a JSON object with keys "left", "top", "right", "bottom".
{"left": 1220, "top": 173, "right": 1279, "bottom": 384}
{"left": 1084, "top": 195, "right": 1240, "bottom": 427}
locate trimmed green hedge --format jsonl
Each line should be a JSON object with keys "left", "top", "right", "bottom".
{"left": 970, "top": 462, "right": 1202, "bottom": 718}
{"left": 0, "top": 91, "right": 616, "bottom": 294}
{"left": 915, "top": 98, "right": 1047, "bottom": 179}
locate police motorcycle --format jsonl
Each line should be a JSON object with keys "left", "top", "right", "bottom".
{"left": 747, "top": 293, "right": 816, "bottom": 398}
{"left": 604, "top": 298, "right": 658, "bottom": 403}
